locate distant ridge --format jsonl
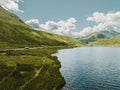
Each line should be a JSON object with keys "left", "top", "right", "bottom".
{"left": 76, "top": 30, "right": 120, "bottom": 44}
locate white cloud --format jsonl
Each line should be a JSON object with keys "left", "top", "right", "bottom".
{"left": 73, "top": 12, "right": 120, "bottom": 38}
{"left": 25, "top": 18, "right": 77, "bottom": 36}
{"left": 40, "top": 21, "right": 58, "bottom": 30}
{"left": 86, "top": 12, "right": 105, "bottom": 23}
{"left": 73, "top": 27, "right": 93, "bottom": 37}
{"left": 25, "top": 12, "right": 120, "bottom": 38}
{"left": 0, "top": 0, "right": 23, "bottom": 12}
{"left": 25, "top": 19, "right": 42, "bottom": 29}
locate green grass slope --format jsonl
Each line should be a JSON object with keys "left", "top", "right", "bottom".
{"left": 77, "top": 30, "right": 120, "bottom": 44}
{"left": 76, "top": 32, "right": 105, "bottom": 43}
{"left": 0, "top": 6, "right": 82, "bottom": 49}
{"left": 0, "top": 6, "right": 83, "bottom": 90}
{"left": 88, "top": 36, "right": 120, "bottom": 46}
{"left": 0, "top": 47, "right": 65, "bottom": 90}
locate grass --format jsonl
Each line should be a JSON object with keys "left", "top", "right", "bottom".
{"left": 0, "top": 6, "right": 82, "bottom": 49}
{"left": 88, "top": 36, "right": 120, "bottom": 46}
{"left": 0, "top": 6, "right": 83, "bottom": 90}
{"left": 0, "top": 47, "right": 66, "bottom": 90}
{"left": 77, "top": 30, "right": 120, "bottom": 44}
{"left": 0, "top": 21, "right": 82, "bottom": 48}
{"left": 0, "top": 6, "right": 28, "bottom": 27}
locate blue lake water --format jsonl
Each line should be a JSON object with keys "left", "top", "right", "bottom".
{"left": 53, "top": 46, "right": 120, "bottom": 90}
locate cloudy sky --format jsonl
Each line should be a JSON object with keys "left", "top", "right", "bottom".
{"left": 0, "top": 0, "right": 120, "bottom": 37}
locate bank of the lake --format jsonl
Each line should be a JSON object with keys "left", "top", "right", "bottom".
{"left": 54, "top": 46, "right": 120, "bottom": 90}
{"left": 0, "top": 47, "right": 66, "bottom": 90}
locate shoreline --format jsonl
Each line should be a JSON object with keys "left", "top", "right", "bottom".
{"left": 0, "top": 47, "right": 67, "bottom": 90}
{"left": 52, "top": 45, "right": 120, "bottom": 90}
{"left": 51, "top": 46, "right": 81, "bottom": 90}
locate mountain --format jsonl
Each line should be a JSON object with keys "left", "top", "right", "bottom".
{"left": 76, "top": 30, "right": 120, "bottom": 44}
{"left": 0, "top": 6, "right": 83, "bottom": 90}
{"left": 88, "top": 36, "right": 120, "bottom": 46}
{"left": 0, "top": 6, "right": 82, "bottom": 49}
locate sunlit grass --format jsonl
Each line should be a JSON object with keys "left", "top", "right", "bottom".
{"left": 88, "top": 37, "right": 120, "bottom": 46}
{"left": 0, "top": 47, "right": 65, "bottom": 90}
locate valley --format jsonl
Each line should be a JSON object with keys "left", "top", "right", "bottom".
{"left": 1, "top": 2, "right": 120, "bottom": 90}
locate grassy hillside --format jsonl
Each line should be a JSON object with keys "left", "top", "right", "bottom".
{"left": 88, "top": 36, "right": 120, "bottom": 46}
{"left": 0, "top": 6, "right": 84, "bottom": 90}
{"left": 76, "top": 32, "right": 105, "bottom": 43}
{"left": 0, "top": 6, "right": 82, "bottom": 49}
{"left": 0, "top": 47, "right": 66, "bottom": 90}
{"left": 77, "top": 30, "right": 120, "bottom": 44}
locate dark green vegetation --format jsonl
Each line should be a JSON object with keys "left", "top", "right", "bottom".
{"left": 0, "top": 6, "right": 82, "bottom": 49}
{"left": 77, "top": 30, "right": 120, "bottom": 44}
{"left": 0, "top": 47, "right": 66, "bottom": 90}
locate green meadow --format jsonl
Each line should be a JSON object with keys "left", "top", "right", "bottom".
{"left": 0, "top": 47, "right": 66, "bottom": 90}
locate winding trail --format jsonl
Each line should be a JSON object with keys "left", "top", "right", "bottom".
{"left": 0, "top": 46, "right": 62, "bottom": 52}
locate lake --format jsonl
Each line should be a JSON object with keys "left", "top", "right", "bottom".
{"left": 53, "top": 46, "right": 120, "bottom": 90}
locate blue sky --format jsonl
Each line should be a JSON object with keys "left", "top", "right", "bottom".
{"left": 1, "top": 0, "right": 120, "bottom": 37}
{"left": 17, "top": 0, "right": 120, "bottom": 29}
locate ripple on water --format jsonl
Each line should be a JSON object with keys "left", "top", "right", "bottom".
{"left": 54, "top": 47, "right": 120, "bottom": 90}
